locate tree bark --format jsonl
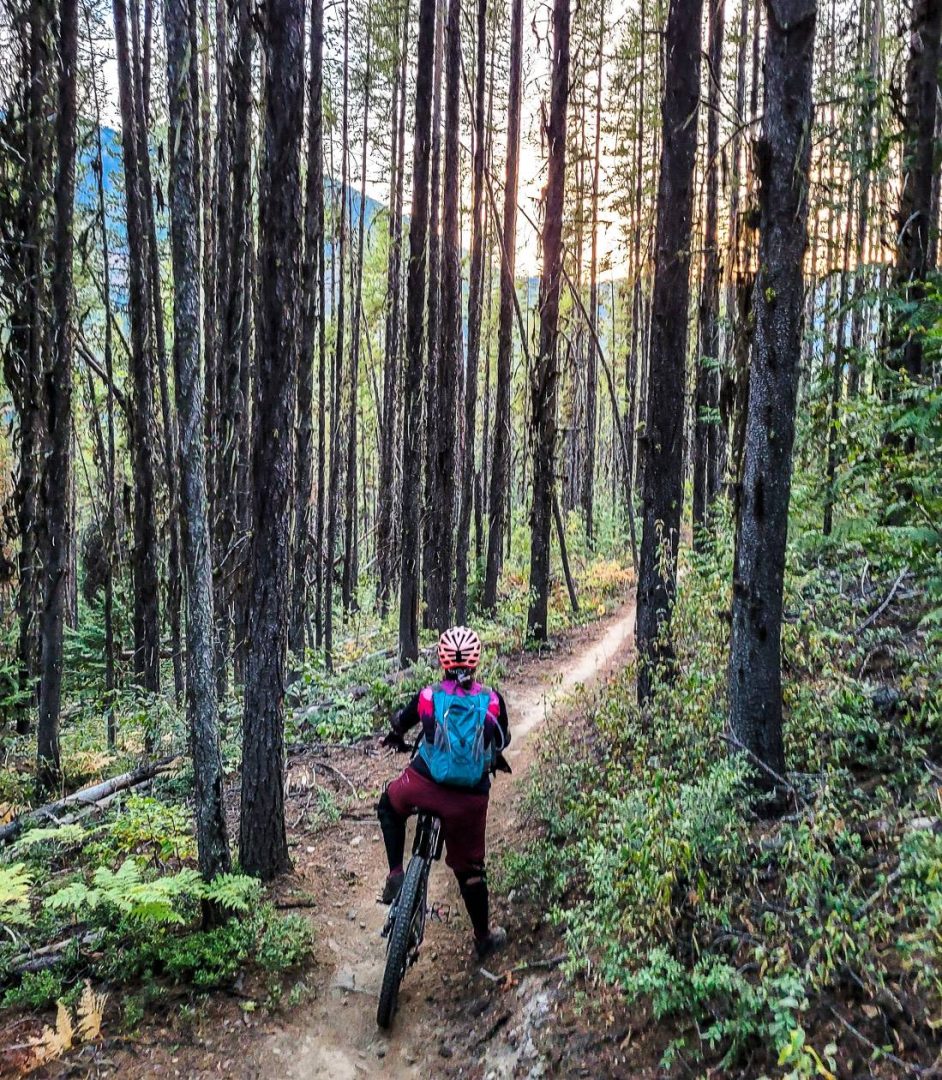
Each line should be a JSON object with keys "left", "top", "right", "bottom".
{"left": 343, "top": 33, "right": 372, "bottom": 616}
{"left": 423, "top": 0, "right": 446, "bottom": 628}
{"left": 482, "top": 0, "right": 523, "bottom": 611}
{"left": 376, "top": 1, "right": 409, "bottom": 618}
{"left": 427, "top": 0, "right": 462, "bottom": 630}
{"left": 293, "top": 0, "right": 323, "bottom": 655}
{"left": 526, "top": 0, "right": 571, "bottom": 642}
{"left": 893, "top": 0, "right": 941, "bottom": 380}
{"left": 693, "top": 0, "right": 725, "bottom": 543}
{"left": 113, "top": 0, "right": 161, "bottom": 697}
{"left": 37, "top": 0, "right": 79, "bottom": 793}
{"left": 728, "top": 0, "right": 816, "bottom": 785}
{"left": 454, "top": 0, "right": 488, "bottom": 622}
{"left": 398, "top": 0, "right": 438, "bottom": 663}
{"left": 636, "top": 0, "right": 703, "bottom": 702}
{"left": 582, "top": 14, "right": 604, "bottom": 545}
{"left": 239, "top": 0, "right": 305, "bottom": 880}
{"left": 164, "top": 0, "right": 231, "bottom": 879}
{"left": 324, "top": 0, "right": 350, "bottom": 668}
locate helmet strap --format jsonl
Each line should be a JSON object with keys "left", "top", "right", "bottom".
{"left": 454, "top": 667, "right": 474, "bottom": 689}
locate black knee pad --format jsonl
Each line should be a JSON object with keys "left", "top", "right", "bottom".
{"left": 455, "top": 865, "right": 487, "bottom": 888}
{"left": 377, "top": 789, "right": 394, "bottom": 819}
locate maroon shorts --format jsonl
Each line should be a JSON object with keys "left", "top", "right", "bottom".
{"left": 385, "top": 765, "right": 489, "bottom": 875}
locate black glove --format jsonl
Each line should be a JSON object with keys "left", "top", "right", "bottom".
{"left": 381, "top": 730, "right": 409, "bottom": 753}
{"left": 494, "top": 751, "right": 512, "bottom": 774}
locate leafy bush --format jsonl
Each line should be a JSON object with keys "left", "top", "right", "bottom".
{"left": 507, "top": 528, "right": 941, "bottom": 1073}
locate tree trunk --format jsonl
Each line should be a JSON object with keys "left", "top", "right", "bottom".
{"left": 423, "top": 0, "right": 446, "bottom": 628}
{"left": 526, "top": 0, "right": 571, "bottom": 642}
{"left": 636, "top": 0, "right": 703, "bottom": 702}
{"left": 218, "top": 0, "right": 255, "bottom": 673}
{"left": 454, "top": 0, "right": 488, "bottom": 622}
{"left": 137, "top": 1, "right": 185, "bottom": 705}
{"left": 728, "top": 0, "right": 816, "bottom": 786}
{"left": 482, "top": 0, "right": 523, "bottom": 611}
{"left": 582, "top": 14, "right": 604, "bottom": 545}
{"left": 343, "top": 33, "right": 372, "bottom": 616}
{"left": 324, "top": 0, "right": 350, "bottom": 668}
{"left": 293, "top": 0, "right": 323, "bottom": 655}
{"left": 893, "top": 0, "right": 941, "bottom": 379}
{"left": 398, "top": 0, "right": 438, "bottom": 664}
{"left": 693, "top": 0, "right": 725, "bottom": 544}
{"left": 113, "top": 0, "right": 161, "bottom": 697}
{"left": 376, "top": 0, "right": 409, "bottom": 618}
{"left": 239, "top": 0, "right": 305, "bottom": 881}
{"left": 164, "top": 0, "right": 231, "bottom": 880}
{"left": 37, "top": 0, "right": 79, "bottom": 793}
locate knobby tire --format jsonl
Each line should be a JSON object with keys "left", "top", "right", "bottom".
{"left": 376, "top": 854, "right": 427, "bottom": 1029}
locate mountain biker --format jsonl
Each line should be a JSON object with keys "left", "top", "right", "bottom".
{"left": 377, "top": 625, "right": 510, "bottom": 960}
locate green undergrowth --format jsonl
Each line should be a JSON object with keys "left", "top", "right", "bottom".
{"left": 0, "top": 790, "right": 313, "bottom": 1023}
{"left": 501, "top": 520, "right": 940, "bottom": 1077}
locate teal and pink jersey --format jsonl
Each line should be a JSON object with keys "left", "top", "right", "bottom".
{"left": 390, "top": 680, "right": 510, "bottom": 793}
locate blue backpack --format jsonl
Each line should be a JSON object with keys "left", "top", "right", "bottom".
{"left": 418, "top": 685, "right": 493, "bottom": 787}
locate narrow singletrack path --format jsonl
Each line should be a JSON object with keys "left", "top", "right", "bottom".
{"left": 252, "top": 599, "right": 636, "bottom": 1079}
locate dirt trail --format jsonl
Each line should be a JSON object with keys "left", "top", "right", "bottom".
{"left": 252, "top": 601, "right": 636, "bottom": 1080}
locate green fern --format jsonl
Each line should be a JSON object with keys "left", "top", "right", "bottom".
{"left": 13, "top": 824, "right": 86, "bottom": 854}
{"left": 204, "top": 873, "right": 262, "bottom": 914}
{"left": 0, "top": 863, "right": 33, "bottom": 926}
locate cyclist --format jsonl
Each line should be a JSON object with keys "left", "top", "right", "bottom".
{"left": 377, "top": 625, "right": 510, "bottom": 960}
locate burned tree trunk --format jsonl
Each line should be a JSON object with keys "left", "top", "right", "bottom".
{"left": 693, "top": 0, "right": 725, "bottom": 543}
{"left": 636, "top": 0, "right": 703, "bottom": 702}
{"left": 428, "top": 0, "right": 461, "bottom": 633}
{"left": 526, "top": 0, "right": 571, "bottom": 642}
{"left": 239, "top": 0, "right": 305, "bottom": 880}
{"left": 398, "top": 0, "right": 438, "bottom": 663}
{"left": 37, "top": 0, "right": 79, "bottom": 792}
{"left": 728, "top": 0, "right": 816, "bottom": 785}
{"left": 454, "top": 0, "right": 488, "bottom": 622}
{"left": 292, "top": 0, "right": 322, "bottom": 655}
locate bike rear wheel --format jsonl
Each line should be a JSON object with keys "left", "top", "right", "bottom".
{"left": 376, "top": 855, "right": 427, "bottom": 1029}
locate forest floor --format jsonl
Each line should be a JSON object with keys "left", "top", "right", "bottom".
{"left": 47, "top": 599, "right": 637, "bottom": 1079}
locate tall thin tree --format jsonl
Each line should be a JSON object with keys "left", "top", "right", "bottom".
{"left": 164, "top": 0, "right": 231, "bottom": 878}
{"left": 482, "top": 0, "right": 523, "bottom": 611}
{"left": 37, "top": 0, "right": 79, "bottom": 791}
{"left": 526, "top": 0, "right": 571, "bottom": 642}
{"left": 455, "top": 0, "right": 488, "bottom": 622}
{"left": 635, "top": 0, "right": 703, "bottom": 701}
{"left": 398, "top": 0, "right": 438, "bottom": 663}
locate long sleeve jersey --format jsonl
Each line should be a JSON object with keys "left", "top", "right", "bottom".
{"left": 391, "top": 680, "right": 511, "bottom": 793}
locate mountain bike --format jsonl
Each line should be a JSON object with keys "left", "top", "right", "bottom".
{"left": 376, "top": 809, "right": 443, "bottom": 1029}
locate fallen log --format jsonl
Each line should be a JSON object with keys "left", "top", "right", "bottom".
{"left": 0, "top": 756, "right": 181, "bottom": 846}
